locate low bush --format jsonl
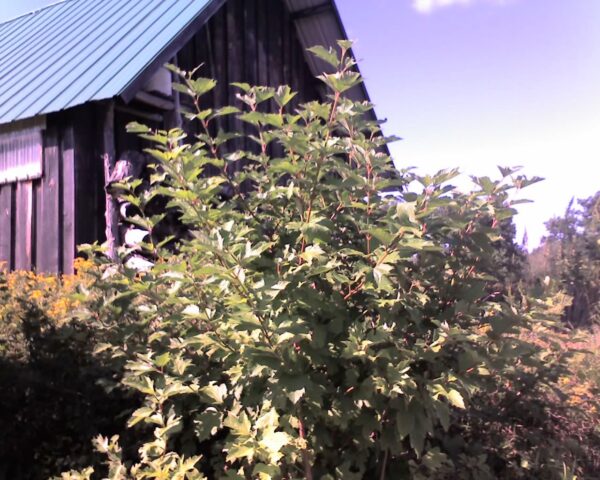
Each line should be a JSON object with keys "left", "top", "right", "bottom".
{"left": 0, "top": 261, "right": 137, "bottom": 479}
{"left": 445, "top": 323, "right": 600, "bottom": 479}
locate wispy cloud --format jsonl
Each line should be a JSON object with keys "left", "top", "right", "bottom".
{"left": 412, "top": 0, "right": 508, "bottom": 14}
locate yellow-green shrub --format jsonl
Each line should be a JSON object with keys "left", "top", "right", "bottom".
{"left": 0, "top": 260, "right": 136, "bottom": 479}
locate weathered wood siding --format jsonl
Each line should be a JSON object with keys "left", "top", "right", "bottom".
{"left": 0, "top": 107, "right": 105, "bottom": 273}
{"left": 177, "top": 0, "right": 320, "bottom": 135}
{"left": 0, "top": 115, "right": 69, "bottom": 272}
{"left": 72, "top": 104, "right": 106, "bottom": 254}
{"left": 0, "top": 0, "right": 320, "bottom": 273}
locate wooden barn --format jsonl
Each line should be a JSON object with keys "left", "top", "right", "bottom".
{"left": 0, "top": 0, "right": 379, "bottom": 273}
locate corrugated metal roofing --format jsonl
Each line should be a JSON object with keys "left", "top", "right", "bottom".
{"left": 0, "top": 0, "right": 376, "bottom": 127}
{"left": 0, "top": 0, "right": 215, "bottom": 125}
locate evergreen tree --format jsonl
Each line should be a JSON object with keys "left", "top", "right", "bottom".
{"left": 531, "top": 193, "right": 600, "bottom": 326}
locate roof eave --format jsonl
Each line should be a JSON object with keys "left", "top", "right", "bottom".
{"left": 119, "top": 0, "right": 226, "bottom": 103}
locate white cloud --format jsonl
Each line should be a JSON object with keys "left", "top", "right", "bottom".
{"left": 412, "top": 0, "right": 507, "bottom": 14}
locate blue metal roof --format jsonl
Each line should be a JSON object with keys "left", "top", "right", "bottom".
{"left": 0, "top": 0, "right": 216, "bottom": 125}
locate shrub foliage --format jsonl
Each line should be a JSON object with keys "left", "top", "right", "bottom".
{"left": 1, "top": 44, "right": 597, "bottom": 479}
{"left": 55, "top": 43, "right": 589, "bottom": 479}
{"left": 0, "top": 262, "right": 137, "bottom": 479}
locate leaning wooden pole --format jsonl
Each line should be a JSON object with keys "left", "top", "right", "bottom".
{"left": 102, "top": 101, "right": 119, "bottom": 262}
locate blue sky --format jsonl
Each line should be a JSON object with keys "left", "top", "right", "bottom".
{"left": 3, "top": 0, "right": 600, "bottom": 248}
{"left": 336, "top": 0, "right": 600, "bottom": 248}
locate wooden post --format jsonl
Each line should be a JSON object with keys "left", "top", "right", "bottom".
{"left": 102, "top": 101, "right": 119, "bottom": 262}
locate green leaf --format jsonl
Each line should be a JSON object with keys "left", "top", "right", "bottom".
{"left": 212, "top": 106, "right": 240, "bottom": 118}
{"left": 189, "top": 77, "right": 217, "bottom": 96}
{"left": 307, "top": 45, "right": 340, "bottom": 68}
{"left": 395, "top": 403, "right": 414, "bottom": 440}
{"left": 127, "top": 407, "right": 155, "bottom": 427}
{"left": 409, "top": 413, "right": 428, "bottom": 455}
{"left": 287, "top": 388, "right": 305, "bottom": 405}
{"left": 253, "top": 464, "right": 281, "bottom": 480}
{"left": 194, "top": 108, "right": 213, "bottom": 120}
{"left": 396, "top": 202, "right": 417, "bottom": 225}
{"left": 231, "top": 82, "right": 252, "bottom": 92}
{"left": 433, "top": 401, "right": 451, "bottom": 432}
{"left": 274, "top": 85, "right": 297, "bottom": 108}
{"left": 490, "top": 315, "right": 515, "bottom": 335}
{"left": 260, "top": 431, "right": 291, "bottom": 455}
{"left": 255, "top": 86, "right": 276, "bottom": 104}
{"left": 300, "top": 221, "right": 332, "bottom": 245}
{"left": 318, "top": 71, "right": 362, "bottom": 93}
{"left": 126, "top": 121, "right": 151, "bottom": 134}
{"left": 256, "top": 408, "right": 279, "bottom": 431}
{"left": 226, "top": 443, "right": 255, "bottom": 462}
{"left": 154, "top": 352, "right": 170, "bottom": 368}
{"left": 239, "top": 111, "right": 283, "bottom": 128}
{"left": 447, "top": 389, "right": 466, "bottom": 409}
{"left": 199, "top": 383, "right": 227, "bottom": 405}
{"left": 224, "top": 411, "right": 252, "bottom": 437}
{"left": 337, "top": 39, "right": 354, "bottom": 51}
{"left": 369, "top": 228, "right": 394, "bottom": 245}
{"left": 122, "top": 377, "right": 155, "bottom": 396}
{"left": 194, "top": 408, "right": 222, "bottom": 441}
{"left": 300, "top": 245, "right": 325, "bottom": 263}
{"left": 498, "top": 165, "right": 521, "bottom": 177}
{"left": 373, "top": 263, "right": 393, "bottom": 289}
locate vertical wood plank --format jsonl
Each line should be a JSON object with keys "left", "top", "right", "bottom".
{"left": 36, "top": 126, "right": 61, "bottom": 273}
{"left": 267, "top": 0, "right": 283, "bottom": 90}
{"left": 177, "top": 35, "right": 194, "bottom": 73}
{"left": 14, "top": 181, "right": 33, "bottom": 270}
{"left": 102, "top": 102, "right": 118, "bottom": 262}
{"left": 227, "top": 0, "right": 245, "bottom": 161}
{"left": 242, "top": 0, "right": 260, "bottom": 155}
{"left": 282, "top": 0, "right": 292, "bottom": 89}
{"left": 212, "top": 9, "right": 228, "bottom": 132}
{"left": 286, "top": 7, "right": 301, "bottom": 109}
{"left": 292, "top": 26, "right": 304, "bottom": 103}
{"left": 62, "top": 124, "right": 75, "bottom": 273}
{"left": 200, "top": 24, "right": 218, "bottom": 113}
{"left": 244, "top": 0, "right": 258, "bottom": 87}
{"left": 194, "top": 27, "right": 208, "bottom": 75}
{"left": 0, "top": 183, "right": 13, "bottom": 270}
{"left": 227, "top": 0, "right": 243, "bottom": 86}
{"left": 31, "top": 178, "right": 42, "bottom": 270}
{"left": 74, "top": 106, "right": 102, "bottom": 250}
{"left": 267, "top": 0, "right": 284, "bottom": 158}
{"left": 256, "top": 0, "right": 269, "bottom": 87}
